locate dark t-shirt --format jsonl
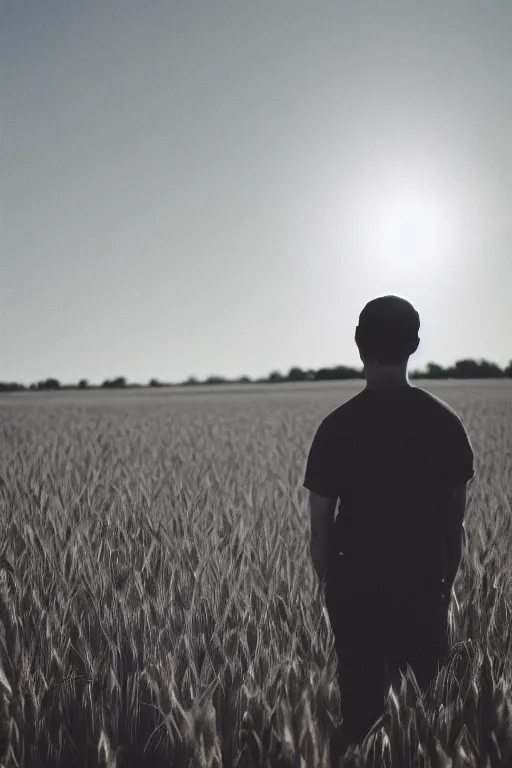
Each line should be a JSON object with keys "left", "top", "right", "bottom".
{"left": 303, "top": 385, "right": 475, "bottom": 593}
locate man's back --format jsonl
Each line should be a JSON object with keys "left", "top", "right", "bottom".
{"left": 303, "top": 384, "right": 475, "bottom": 595}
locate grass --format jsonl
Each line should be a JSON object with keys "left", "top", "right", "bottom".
{"left": 0, "top": 380, "right": 511, "bottom": 767}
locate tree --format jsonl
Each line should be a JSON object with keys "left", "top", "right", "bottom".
{"left": 447, "top": 359, "right": 505, "bottom": 379}
{"left": 314, "top": 368, "right": 334, "bottom": 381}
{"left": 505, "top": 360, "right": 512, "bottom": 378}
{"left": 268, "top": 371, "right": 284, "bottom": 383}
{"left": 331, "top": 366, "right": 364, "bottom": 380}
{"left": 101, "top": 377, "right": 127, "bottom": 389}
{"left": 426, "top": 363, "right": 447, "bottom": 379}
{"left": 449, "top": 360, "right": 480, "bottom": 378}
{"left": 477, "top": 359, "right": 505, "bottom": 378}
{"left": 287, "top": 367, "right": 307, "bottom": 382}
{"left": 0, "top": 382, "right": 25, "bottom": 392}
{"left": 37, "top": 378, "right": 60, "bottom": 390}
{"left": 149, "top": 378, "right": 162, "bottom": 387}
{"left": 78, "top": 379, "right": 89, "bottom": 389}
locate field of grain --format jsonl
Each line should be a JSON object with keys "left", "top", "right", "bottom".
{"left": 0, "top": 380, "right": 511, "bottom": 767}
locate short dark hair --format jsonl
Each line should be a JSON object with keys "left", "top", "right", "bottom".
{"left": 355, "top": 295, "right": 420, "bottom": 365}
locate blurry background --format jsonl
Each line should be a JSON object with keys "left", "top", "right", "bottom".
{"left": 2, "top": 1, "right": 511, "bottom": 385}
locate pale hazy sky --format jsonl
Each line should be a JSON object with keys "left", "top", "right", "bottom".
{"left": 2, "top": 1, "right": 511, "bottom": 385}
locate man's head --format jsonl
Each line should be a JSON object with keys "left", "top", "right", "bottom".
{"left": 355, "top": 295, "right": 420, "bottom": 367}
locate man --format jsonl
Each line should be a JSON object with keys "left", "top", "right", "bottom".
{"left": 303, "top": 295, "right": 475, "bottom": 749}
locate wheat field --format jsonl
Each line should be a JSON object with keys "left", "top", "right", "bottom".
{"left": 0, "top": 380, "right": 511, "bottom": 768}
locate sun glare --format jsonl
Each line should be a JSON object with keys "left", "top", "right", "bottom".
{"left": 376, "top": 191, "right": 446, "bottom": 263}
{"left": 339, "top": 166, "right": 461, "bottom": 277}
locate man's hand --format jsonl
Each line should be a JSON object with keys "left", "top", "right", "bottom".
{"left": 308, "top": 491, "right": 337, "bottom": 585}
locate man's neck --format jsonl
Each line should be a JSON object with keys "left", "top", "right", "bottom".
{"left": 363, "top": 362, "right": 411, "bottom": 391}
{"left": 365, "top": 384, "right": 411, "bottom": 392}
{"left": 364, "top": 378, "right": 411, "bottom": 391}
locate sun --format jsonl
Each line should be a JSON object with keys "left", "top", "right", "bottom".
{"left": 376, "top": 192, "right": 445, "bottom": 263}
{"left": 343, "top": 170, "right": 457, "bottom": 273}
{"left": 310, "top": 154, "right": 466, "bottom": 280}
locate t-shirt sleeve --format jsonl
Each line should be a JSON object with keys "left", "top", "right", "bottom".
{"left": 303, "top": 419, "right": 340, "bottom": 498}
{"left": 439, "top": 414, "right": 475, "bottom": 485}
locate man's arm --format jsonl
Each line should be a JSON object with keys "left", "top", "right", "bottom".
{"left": 445, "top": 484, "right": 468, "bottom": 600}
{"left": 309, "top": 491, "right": 337, "bottom": 585}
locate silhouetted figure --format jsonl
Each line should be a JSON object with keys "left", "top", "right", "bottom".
{"left": 303, "top": 295, "right": 475, "bottom": 751}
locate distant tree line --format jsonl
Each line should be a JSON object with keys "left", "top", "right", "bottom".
{"left": 1, "top": 358, "right": 512, "bottom": 393}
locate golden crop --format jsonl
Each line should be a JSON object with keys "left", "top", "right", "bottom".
{"left": 0, "top": 381, "right": 511, "bottom": 767}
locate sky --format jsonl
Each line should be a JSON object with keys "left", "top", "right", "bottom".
{"left": 2, "top": 1, "right": 512, "bottom": 385}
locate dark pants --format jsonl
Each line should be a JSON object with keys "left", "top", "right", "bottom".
{"left": 325, "top": 574, "right": 449, "bottom": 747}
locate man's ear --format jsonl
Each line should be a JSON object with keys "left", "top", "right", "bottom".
{"left": 410, "top": 336, "right": 420, "bottom": 355}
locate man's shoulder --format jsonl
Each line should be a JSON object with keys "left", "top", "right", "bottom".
{"left": 320, "top": 385, "right": 463, "bottom": 432}
{"left": 412, "top": 386, "right": 464, "bottom": 423}
{"left": 319, "top": 390, "right": 367, "bottom": 431}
